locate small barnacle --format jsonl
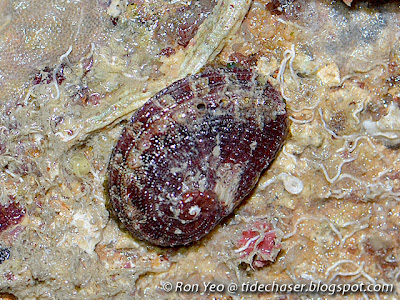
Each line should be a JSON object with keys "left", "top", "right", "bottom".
{"left": 69, "top": 153, "right": 91, "bottom": 177}
{"left": 108, "top": 68, "right": 287, "bottom": 246}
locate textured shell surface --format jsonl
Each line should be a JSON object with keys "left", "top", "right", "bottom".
{"left": 108, "top": 68, "right": 287, "bottom": 246}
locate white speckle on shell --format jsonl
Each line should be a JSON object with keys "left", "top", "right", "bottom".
{"left": 189, "top": 205, "right": 201, "bottom": 216}
{"left": 212, "top": 145, "right": 221, "bottom": 157}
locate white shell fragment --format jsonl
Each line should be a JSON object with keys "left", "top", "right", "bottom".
{"left": 259, "top": 172, "right": 304, "bottom": 195}
{"left": 280, "top": 173, "right": 304, "bottom": 195}
{"left": 363, "top": 102, "right": 400, "bottom": 146}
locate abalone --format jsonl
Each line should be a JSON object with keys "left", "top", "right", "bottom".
{"left": 108, "top": 68, "right": 287, "bottom": 246}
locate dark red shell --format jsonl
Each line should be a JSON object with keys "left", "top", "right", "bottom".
{"left": 108, "top": 68, "right": 287, "bottom": 246}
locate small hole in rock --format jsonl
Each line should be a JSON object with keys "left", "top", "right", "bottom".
{"left": 197, "top": 103, "right": 206, "bottom": 111}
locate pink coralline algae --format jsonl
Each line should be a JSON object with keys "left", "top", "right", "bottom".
{"left": 0, "top": 201, "right": 25, "bottom": 233}
{"left": 236, "top": 221, "right": 282, "bottom": 268}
